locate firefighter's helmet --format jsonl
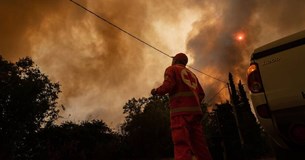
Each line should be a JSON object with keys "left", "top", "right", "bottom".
{"left": 173, "top": 53, "right": 188, "bottom": 65}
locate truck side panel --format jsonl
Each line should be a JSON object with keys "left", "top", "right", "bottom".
{"left": 255, "top": 44, "right": 305, "bottom": 111}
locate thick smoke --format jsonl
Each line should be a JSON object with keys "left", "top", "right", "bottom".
{"left": 0, "top": 0, "right": 186, "bottom": 127}
{"left": 1, "top": 0, "right": 305, "bottom": 127}
{"left": 0, "top": 0, "right": 143, "bottom": 126}
{"left": 185, "top": 0, "right": 305, "bottom": 103}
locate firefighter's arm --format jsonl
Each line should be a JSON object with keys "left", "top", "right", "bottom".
{"left": 198, "top": 81, "right": 205, "bottom": 103}
{"left": 153, "top": 67, "right": 176, "bottom": 95}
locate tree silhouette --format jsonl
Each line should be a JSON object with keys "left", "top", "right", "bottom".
{"left": 228, "top": 72, "right": 239, "bottom": 106}
{"left": 204, "top": 107, "right": 225, "bottom": 160}
{"left": 237, "top": 80, "right": 271, "bottom": 158}
{"left": 227, "top": 73, "right": 272, "bottom": 159}
{"left": 121, "top": 96, "right": 173, "bottom": 159}
{"left": 204, "top": 73, "right": 272, "bottom": 160}
{"left": 215, "top": 102, "right": 243, "bottom": 160}
{"left": 33, "top": 120, "right": 120, "bottom": 160}
{"left": 0, "top": 56, "right": 60, "bottom": 159}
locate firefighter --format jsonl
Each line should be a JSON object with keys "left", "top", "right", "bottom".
{"left": 151, "top": 53, "right": 212, "bottom": 160}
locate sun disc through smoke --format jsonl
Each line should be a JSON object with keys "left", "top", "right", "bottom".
{"left": 234, "top": 32, "right": 245, "bottom": 42}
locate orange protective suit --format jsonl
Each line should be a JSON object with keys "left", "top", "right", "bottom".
{"left": 155, "top": 64, "right": 212, "bottom": 160}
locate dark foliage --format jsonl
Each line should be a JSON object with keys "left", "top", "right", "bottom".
{"left": 120, "top": 96, "right": 173, "bottom": 159}
{"left": 33, "top": 120, "right": 121, "bottom": 160}
{"left": 216, "top": 103, "right": 243, "bottom": 160}
{"left": 227, "top": 73, "right": 272, "bottom": 159}
{"left": 204, "top": 105, "right": 225, "bottom": 160}
{"left": 236, "top": 81, "right": 272, "bottom": 158}
{"left": 0, "top": 56, "right": 60, "bottom": 159}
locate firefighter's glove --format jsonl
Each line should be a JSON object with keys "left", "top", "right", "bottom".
{"left": 151, "top": 88, "right": 157, "bottom": 96}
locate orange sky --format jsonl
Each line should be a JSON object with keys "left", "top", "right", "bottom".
{"left": 1, "top": 0, "right": 305, "bottom": 129}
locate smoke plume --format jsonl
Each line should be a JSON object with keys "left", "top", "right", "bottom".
{"left": 185, "top": 0, "right": 305, "bottom": 103}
